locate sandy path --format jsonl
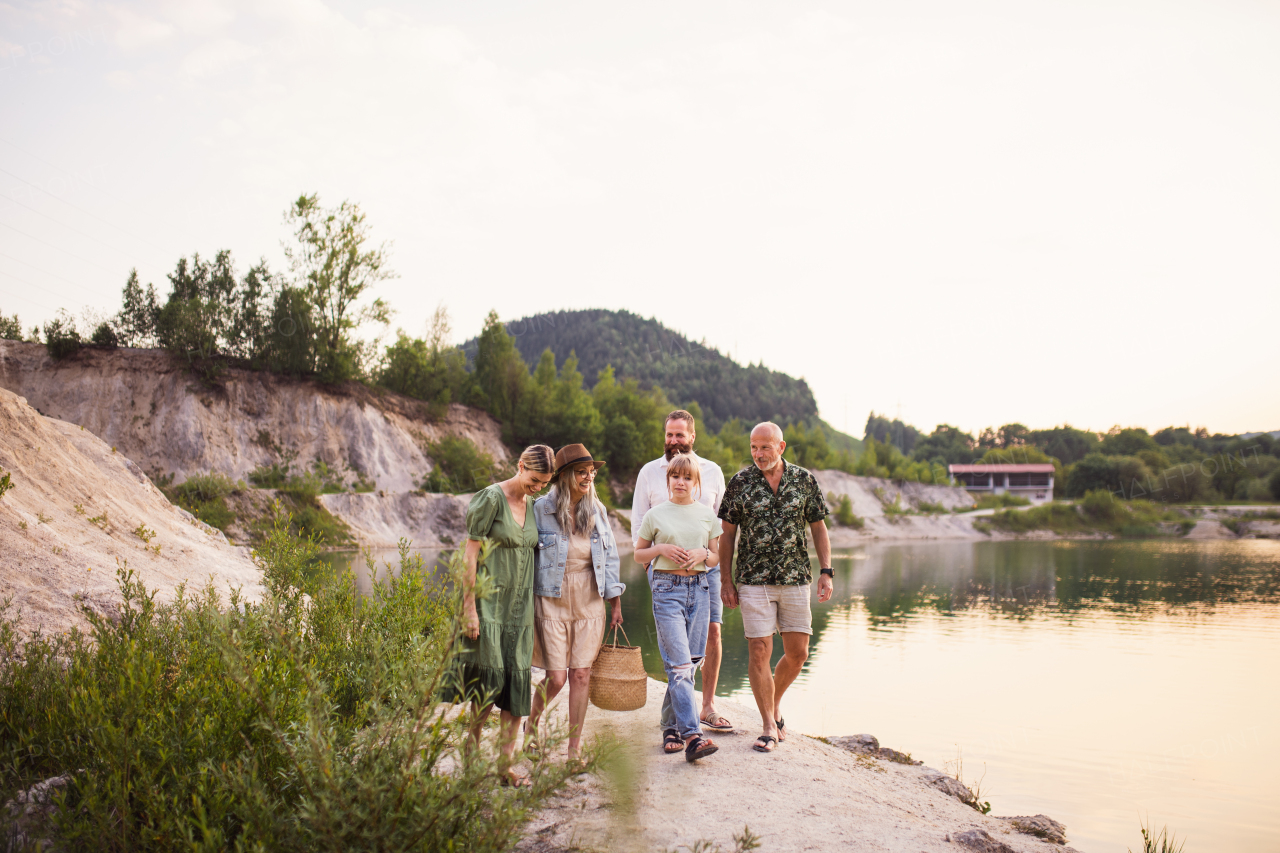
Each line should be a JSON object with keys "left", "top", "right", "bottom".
{"left": 519, "top": 678, "right": 1079, "bottom": 852}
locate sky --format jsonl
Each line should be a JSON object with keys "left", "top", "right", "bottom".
{"left": 2, "top": 0, "right": 1278, "bottom": 438}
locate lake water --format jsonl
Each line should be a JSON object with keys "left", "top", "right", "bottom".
{"left": 335, "top": 539, "right": 1280, "bottom": 852}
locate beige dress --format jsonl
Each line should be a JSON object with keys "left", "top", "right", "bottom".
{"left": 532, "top": 531, "right": 607, "bottom": 670}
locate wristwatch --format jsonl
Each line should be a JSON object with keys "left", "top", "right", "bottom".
{"left": 819, "top": 567, "right": 834, "bottom": 578}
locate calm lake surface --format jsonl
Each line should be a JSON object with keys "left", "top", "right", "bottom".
{"left": 335, "top": 539, "right": 1280, "bottom": 852}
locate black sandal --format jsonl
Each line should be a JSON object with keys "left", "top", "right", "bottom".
{"left": 775, "top": 718, "right": 787, "bottom": 742}
{"left": 753, "top": 735, "right": 778, "bottom": 753}
{"left": 663, "top": 729, "right": 684, "bottom": 755}
{"left": 685, "top": 735, "right": 718, "bottom": 763}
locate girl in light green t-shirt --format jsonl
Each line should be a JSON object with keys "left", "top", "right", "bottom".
{"left": 634, "top": 453, "right": 721, "bottom": 763}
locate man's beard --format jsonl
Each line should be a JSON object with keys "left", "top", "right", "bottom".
{"left": 664, "top": 440, "right": 692, "bottom": 460}
{"left": 754, "top": 455, "right": 781, "bottom": 472}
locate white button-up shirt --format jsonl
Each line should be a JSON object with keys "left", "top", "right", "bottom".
{"left": 630, "top": 451, "right": 728, "bottom": 547}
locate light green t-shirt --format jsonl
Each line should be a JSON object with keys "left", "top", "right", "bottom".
{"left": 637, "top": 500, "right": 720, "bottom": 573}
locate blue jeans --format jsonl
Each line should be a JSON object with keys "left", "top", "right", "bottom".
{"left": 649, "top": 571, "right": 711, "bottom": 740}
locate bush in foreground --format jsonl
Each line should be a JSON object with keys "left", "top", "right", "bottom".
{"left": 0, "top": 519, "right": 583, "bottom": 852}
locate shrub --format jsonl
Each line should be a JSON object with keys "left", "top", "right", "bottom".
{"left": 42, "top": 312, "right": 82, "bottom": 360}
{"left": 246, "top": 462, "right": 353, "bottom": 543}
{"left": 0, "top": 313, "right": 22, "bottom": 341}
{"left": 829, "top": 493, "right": 863, "bottom": 528}
{"left": 1271, "top": 467, "right": 1280, "bottom": 501}
{"left": 164, "top": 472, "right": 241, "bottom": 532}
{"left": 90, "top": 322, "right": 119, "bottom": 348}
{"left": 0, "top": 470, "right": 12, "bottom": 500}
{"left": 422, "top": 436, "right": 496, "bottom": 495}
{"left": 1081, "top": 489, "right": 1124, "bottom": 524}
{"left": 971, "top": 493, "right": 1031, "bottom": 511}
{"left": 0, "top": 520, "right": 584, "bottom": 852}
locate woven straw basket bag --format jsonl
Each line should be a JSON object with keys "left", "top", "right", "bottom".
{"left": 589, "top": 625, "right": 648, "bottom": 712}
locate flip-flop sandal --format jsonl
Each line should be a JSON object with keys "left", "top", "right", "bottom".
{"left": 522, "top": 724, "right": 540, "bottom": 755}
{"left": 775, "top": 718, "right": 787, "bottom": 742}
{"left": 699, "top": 711, "right": 734, "bottom": 732}
{"left": 663, "top": 729, "right": 684, "bottom": 755}
{"left": 685, "top": 735, "right": 719, "bottom": 763}
{"left": 499, "top": 771, "right": 532, "bottom": 788}
{"left": 753, "top": 735, "right": 778, "bottom": 753}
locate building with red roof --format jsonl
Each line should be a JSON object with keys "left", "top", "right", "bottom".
{"left": 949, "top": 463, "right": 1055, "bottom": 504}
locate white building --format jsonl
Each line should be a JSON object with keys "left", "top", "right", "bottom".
{"left": 949, "top": 463, "right": 1055, "bottom": 504}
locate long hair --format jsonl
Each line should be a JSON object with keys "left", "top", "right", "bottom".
{"left": 666, "top": 452, "right": 703, "bottom": 501}
{"left": 549, "top": 467, "right": 603, "bottom": 535}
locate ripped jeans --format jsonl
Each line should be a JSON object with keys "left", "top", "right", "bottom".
{"left": 649, "top": 571, "right": 711, "bottom": 740}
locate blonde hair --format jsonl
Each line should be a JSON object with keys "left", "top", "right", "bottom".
{"left": 519, "top": 444, "right": 555, "bottom": 475}
{"left": 666, "top": 452, "right": 702, "bottom": 501}
{"left": 549, "top": 468, "right": 603, "bottom": 536}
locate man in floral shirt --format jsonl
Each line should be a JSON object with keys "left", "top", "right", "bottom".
{"left": 718, "top": 422, "right": 833, "bottom": 754}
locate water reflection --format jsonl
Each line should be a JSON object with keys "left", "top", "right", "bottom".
{"left": 617, "top": 540, "right": 1280, "bottom": 693}
{"left": 323, "top": 539, "right": 1280, "bottom": 851}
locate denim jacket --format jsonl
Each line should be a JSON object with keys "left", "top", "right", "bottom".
{"left": 533, "top": 496, "right": 626, "bottom": 600}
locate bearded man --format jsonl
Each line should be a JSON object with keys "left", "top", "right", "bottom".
{"left": 630, "top": 409, "right": 732, "bottom": 742}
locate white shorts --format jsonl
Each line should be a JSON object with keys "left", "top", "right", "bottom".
{"left": 738, "top": 584, "right": 812, "bottom": 638}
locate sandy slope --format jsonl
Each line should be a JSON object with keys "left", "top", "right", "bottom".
{"left": 518, "top": 679, "right": 1079, "bottom": 852}
{"left": 0, "top": 388, "right": 262, "bottom": 636}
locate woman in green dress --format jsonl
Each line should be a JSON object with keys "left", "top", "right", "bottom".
{"left": 443, "top": 445, "right": 555, "bottom": 780}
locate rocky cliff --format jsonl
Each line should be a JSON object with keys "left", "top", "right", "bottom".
{"left": 813, "top": 469, "right": 984, "bottom": 541}
{"left": 0, "top": 342, "right": 508, "bottom": 493}
{"left": 0, "top": 387, "right": 262, "bottom": 636}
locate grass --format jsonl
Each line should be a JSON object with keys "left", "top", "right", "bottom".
{"left": 1129, "top": 821, "right": 1185, "bottom": 853}
{"left": 967, "top": 493, "right": 1032, "bottom": 512}
{"left": 0, "top": 519, "right": 585, "bottom": 852}
{"left": 665, "top": 826, "right": 762, "bottom": 853}
{"left": 163, "top": 472, "right": 242, "bottom": 533}
{"left": 945, "top": 749, "right": 991, "bottom": 815}
{"left": 979, "top": 491, "right": 1190, "bottom": 538}
{"left": 915, "top": 500, "right": 947, "bottom": 515}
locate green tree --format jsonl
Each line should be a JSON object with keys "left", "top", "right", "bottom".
{"left": 1099, "top": 427, "right": 1161, "bottom": 457}
{"left": 262, "top": 286, "right": 318, "bottom": 375}
{"left": 783, "top": 420, "right": 833, "bottom": 469}
{"left": 378, "top": 306, "right": 472, "bottom": 418}
{"left": 283, "top": 194, "right": 393, "bottom": 383}
{"left": 592, "top": 366, "right": 668, "bottom": 476}
{"left": 472, "top": 310, "right": 533, "bottom": 442}
{"left": 114, "top": 270, "right": 160, "bottom": 348}
{"left": 911, "top": 424, "right": 977, "bottom": 465}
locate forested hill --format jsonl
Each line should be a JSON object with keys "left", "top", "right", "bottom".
{"left": 464, "top": 309, "right": 820, "bottom": 433}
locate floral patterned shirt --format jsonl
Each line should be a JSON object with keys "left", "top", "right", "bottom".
{"left": 718, "top": 461, "right": 828, "bottom": 586}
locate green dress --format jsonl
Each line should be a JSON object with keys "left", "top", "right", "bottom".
{"left": 440, "top": 484, "right": 537, "bottom": 716}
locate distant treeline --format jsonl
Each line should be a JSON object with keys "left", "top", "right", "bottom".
{"left": 462, "top": 308, "right": 821, "bottom": 433}
{"left": 857, "top": 415, "right": 1280, "bottom": 503}
{"left": 6, "top": 192, "right": 1275, "bottom": 504}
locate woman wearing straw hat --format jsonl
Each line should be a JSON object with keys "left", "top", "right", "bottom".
{"left": 441, "top": 444, "right": 555, "bottom": 786}
{"left": 525, "top": 443, "right": 625, "bottom": 764}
